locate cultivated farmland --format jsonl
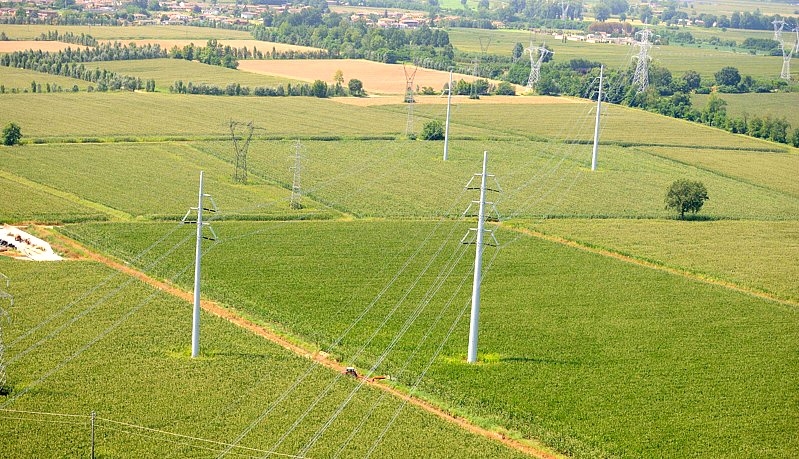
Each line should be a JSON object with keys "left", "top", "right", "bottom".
{"left": 1, "top": 16, "right": 798, "bottom": 459}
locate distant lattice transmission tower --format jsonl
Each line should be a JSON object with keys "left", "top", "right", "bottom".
{"left": 632, "top": 28, "right": 654, "bottom": 92}
{"left": 230, "top": 120, "right": 255, "bottom": 184}
{"left": 289, "top": 140, "right": 305, "bottom": 210}
{"left": 403, "top": 64, "right": 418, "bottom": 136}
{"left": 470, "top": 37, "right": 492, "bottom": 99}
{"left": 526, "top": 42, "right": 553, "bottom": 89}
{"left": 773, "top": 19, "right": 797, "bottom": 81}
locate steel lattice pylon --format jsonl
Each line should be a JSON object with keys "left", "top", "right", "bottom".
{"left": 525, "top": 42, "right": 553, "bottom": 89}
{"left": 403, "top": 64, "right": 418, "bottom": 136}
{"left": 773, "top": 20, "right": 797, "bottom": 81}
{"left": 230, "top": 120, "right": 255, "bottom": 184}
{"left": 632, "top": 28, "right": 653, "bottom": 92}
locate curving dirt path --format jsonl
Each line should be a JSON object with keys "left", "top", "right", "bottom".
{"left": 41, "top": 227, "right": 561, "bottom": 459}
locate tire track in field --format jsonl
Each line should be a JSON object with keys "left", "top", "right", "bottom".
{"left": 507, "top": 225, "right": 799, "bottom": 309}
{"left": 0, "top": 169, "right": 130, "bottom": 221}
{"left": 42, "top": 227, "right": 562, "bottom": 459}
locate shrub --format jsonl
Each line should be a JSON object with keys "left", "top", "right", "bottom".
{"left": 420, "top": 120, "right": 445, "bottom": 140}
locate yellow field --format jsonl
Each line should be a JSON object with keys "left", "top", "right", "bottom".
{"left": 238, "top": 58, "right": 521, "bottom": 95}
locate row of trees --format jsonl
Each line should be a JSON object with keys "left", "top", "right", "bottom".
{"left": 0, "top": 49, "right": 156, "bottom": 92}
{"left": 34, "top": 30, "right": 98, "bottom": 46}
{"left": 169, "top": 78, "right": 365, "bottom": 98}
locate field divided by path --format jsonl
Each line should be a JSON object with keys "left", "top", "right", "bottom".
{"left": 61, "top": 219, "right": 799, "bottom": 458}
{"left": 0, "top": 252, "right": 532, "bottom": 458}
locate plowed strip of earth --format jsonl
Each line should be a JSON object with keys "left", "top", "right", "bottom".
{"left": 41, "top": 227, "right": 561, "bottom": 459}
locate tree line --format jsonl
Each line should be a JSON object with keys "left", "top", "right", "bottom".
{"left": 0, "top": 47, "right": 157, "bottom": 92}
{"left": 169, "top": 78, "right": 364, "bottom": 98}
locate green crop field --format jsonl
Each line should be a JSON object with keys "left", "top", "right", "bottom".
{"left": 525, "top": 218, "right": 799, "bottom": 301}
{"left": 0, "top": 24, "right": 252, "bottom": 40}
{"left": 0, "top": 66, "right": 90, "bottom": 92}
{"left": 1, "top": 21, "right": 798, "bottom": 458}
{"left": 692, "top": 92, "right": 799, "bottom": 127}
{"left": 0, "top": 93, "right": 412, "bottom": 140}
{"left": 0, "top": 258, "right": 529, "bottom": 458}
{"left": 0, "top": 142, "right": 335, "bottom": 222}
{"left": 96, "top": 58, "right": 298, "bottom": 91}
{"left": 447, "top": 27, "right": 792, "bottom": 79}
{"left": 58, "top": 219, "right": 799, "bottom": 458}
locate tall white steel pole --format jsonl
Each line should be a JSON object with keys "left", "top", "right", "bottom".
{"left": 591, "top": 65, "right": 603, "bottom": 172}
{"left": 191, "top": 171, "right": 204, "bottom": 359}
{"left": 467, "top": 151, "right": 489, "bottom": 364}
{"left": 444, "top": 70, "right": 453, "bottom": 161}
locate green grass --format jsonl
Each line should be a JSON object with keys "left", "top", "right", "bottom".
{"left": 692, "top": 92, "right": 799, "bottom": 127}
{"left": 95, "top": 58, "right": 298, "bottom": 92}
{"left": 523, "top": 218, "right": 799, "bottom": 301}
{"left": 0, "top": 66, "right": 90, "bottom": 92}
{"left": 61, "top": 219, "right": 799, "bottom": 458}
{"left": 0, "top": 257, "right": 529, "bottom": 458}
{"left": 0, "top": 24, "right": 252, "bottom": 40}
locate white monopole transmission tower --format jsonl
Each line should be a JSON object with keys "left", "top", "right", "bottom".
{"left": 632, "top": 28, "right": 654, "bottom": 92}
{"left": 526, "top": 42, "right": 553, "bottom": 89}
{"left": 182, "top": 172, "right": 217, "bottom": 359}
{"left": 462, "top": 152, "right": 500, "bottom": 363}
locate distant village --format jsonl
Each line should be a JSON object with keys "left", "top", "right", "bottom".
{"left": 0, "top": 0, "right": 438, "bottom": 28}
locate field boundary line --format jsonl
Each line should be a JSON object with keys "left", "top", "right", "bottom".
{"left": 0, "top": 169, "right": 130, "bottom": 221}
{"left": 635, "top": 147, "right": 799, "bottom": 198}
{"left": 507, "top": 225, "right": 799, "bottom": 309}
{"left": 41, "top": 227, "right": 562, "bottom": 459}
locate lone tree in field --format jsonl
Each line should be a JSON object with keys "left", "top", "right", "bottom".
{"left": 665, "top": 179, "right": 709, "bottom": 219}
{"left": 2, "top": 122, "right": 21, "bottom": 146}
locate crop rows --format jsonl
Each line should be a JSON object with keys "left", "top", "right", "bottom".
{"left": 61, "top": 219, "right": 799, "bottom": 458}
{"left": 0, "top": 257, "right": 527, "bottom": 458}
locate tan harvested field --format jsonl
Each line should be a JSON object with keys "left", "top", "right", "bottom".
{"left": 238, "top": 58, "right": 521, "bottom": 95}
{"left": 0, "top": 40, "right": 84, "bottom": 53}
{"left": 97, "top": 39, "right": 322, "bottom": 53}
{"left": 333, "top": 94, "right": 586, "bottom": 106}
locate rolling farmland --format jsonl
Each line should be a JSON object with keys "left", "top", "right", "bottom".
{"left": 1, "top": 15, "right": 798, "bottom": 459}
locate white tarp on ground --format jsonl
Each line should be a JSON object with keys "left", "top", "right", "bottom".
{"left": 0, "top": 225, "right": 62, "bottom": 261}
